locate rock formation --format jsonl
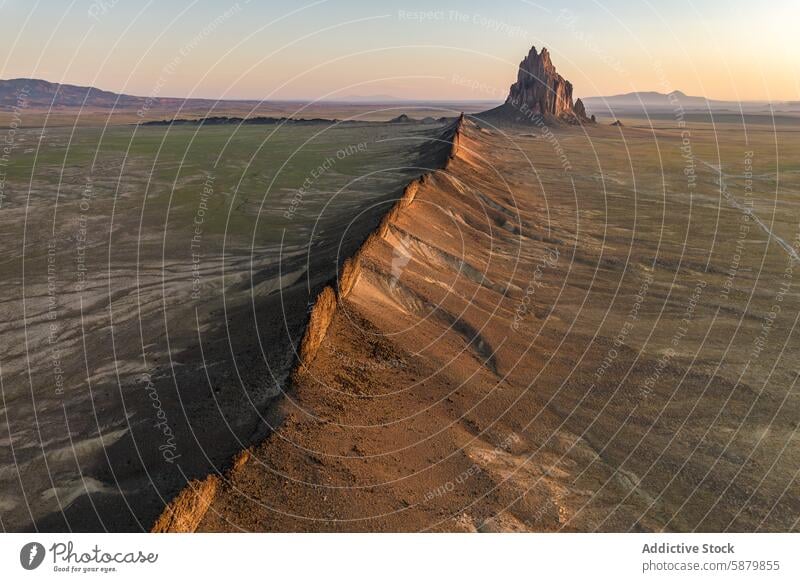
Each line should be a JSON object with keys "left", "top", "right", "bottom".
{"left": 478, "top": 46, "right": 592, "bottom": 125}
{"left": 508, "top": 46, "right": 573, "bottom": 117}
{"left": 574, "top": 98, "right": 587, "bottom": 118}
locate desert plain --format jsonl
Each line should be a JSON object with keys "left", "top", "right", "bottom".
{"left": 0, "top": 95, "right": 798, "bottom": 533}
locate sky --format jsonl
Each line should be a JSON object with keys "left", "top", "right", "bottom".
{"left": 0, "top": 0, "right": 797, "bottom": 102}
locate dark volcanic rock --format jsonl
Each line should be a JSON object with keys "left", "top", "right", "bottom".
{"left": 477, "top": 46, "right": 592, "bottom": 125}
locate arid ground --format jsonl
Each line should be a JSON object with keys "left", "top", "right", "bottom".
{"left": 0, "top": 112, "right": 454, "bottom": 531}
{"left": 184, "top": 114, "right": 800, "bottom": 532}
{"left": 2, "top": 108, "right": 799, "bottom": 532}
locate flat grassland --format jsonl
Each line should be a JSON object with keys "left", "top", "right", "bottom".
{"left": 2, "top": 111, "right": 799, "bottom": 532}
{"left": 195, "top": 114, "right": 800, "bottom": 532}
{"left": 0, "top": 100, "right": 496, "bottom": 128}
{"left": 0, "top": 119, "right": 446, "bottom": 531}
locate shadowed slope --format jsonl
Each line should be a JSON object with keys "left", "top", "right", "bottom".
{"left": 159, "top": 116, "right": 799, "bottom": 532}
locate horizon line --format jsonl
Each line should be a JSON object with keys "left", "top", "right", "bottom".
{"left": 2, "top": 77, "right": 798, "bottom": 105}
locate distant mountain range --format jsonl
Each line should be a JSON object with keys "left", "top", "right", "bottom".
{"left": 0, "top": 78, "right": 494, "bottom": 111}
{"left": 1, "top": 78, "right": 796, "bottom": 116}
{"left": 328, "top": 93, "right": 403, "bottom": 103}
{"left": 0, "top": 78, "right": 250, "bottom": 110}
{"left": 582, "top": 90, "right": 799, "bottom": 116}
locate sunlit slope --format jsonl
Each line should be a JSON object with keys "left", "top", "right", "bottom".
{"left": 177, "top": 117, "right": 798, "bottom": 532}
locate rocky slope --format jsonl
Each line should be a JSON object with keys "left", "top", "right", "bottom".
{"left": 151, "top": 118, "right": 464, "bottom": 532}
{"left": 153, "top": 112, "right": 799, "bottom": 534}
{"left": 154, "top": 117, "right": 638, "bottom": 533}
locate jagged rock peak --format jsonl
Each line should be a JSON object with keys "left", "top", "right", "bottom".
{"left": 476, "top": 45, "right": 593, "bottom": 125}
{"left": 507, "top": 46, "right": 571, "bottom": 118}
{"left": 493, "top": 46, "right": 591, "bottom": 124}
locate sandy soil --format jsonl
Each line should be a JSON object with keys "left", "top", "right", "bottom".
{"left": 187, "top": 116, "right": 800, "bottom": 532}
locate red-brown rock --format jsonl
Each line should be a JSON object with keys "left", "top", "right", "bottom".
{"left": 478, "top": 46, "right": 592, "bottom": 124}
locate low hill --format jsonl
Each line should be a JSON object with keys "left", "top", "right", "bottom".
{"left": 0, "top": 78, "right": 182, "bottom": 110}
{"left": 582, "top": 90, "right": 798, "bottom": 116}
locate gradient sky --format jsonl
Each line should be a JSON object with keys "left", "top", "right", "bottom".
{"left": 0, "top": 0, "right": 797, "bottom": 102}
